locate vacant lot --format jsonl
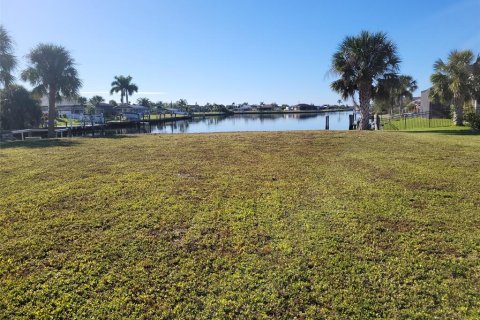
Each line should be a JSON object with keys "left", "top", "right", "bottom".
{"left": 1, "top": 131, "right": 479, "bottom": 319}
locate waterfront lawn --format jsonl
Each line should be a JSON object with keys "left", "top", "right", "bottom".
{"left": 1, "top": 131, "right": 479, "bottom": 319}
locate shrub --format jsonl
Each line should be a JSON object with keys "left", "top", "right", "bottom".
{"left": 465, "top": 113, "right": 480, "bottom": 131}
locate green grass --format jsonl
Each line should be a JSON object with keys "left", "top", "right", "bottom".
{"left": 1, "top": 131, "right": 479, "bottom": 319}
{"left": 54, "top": 118, "right": 82, "bottom": 127}
{"left": 383, "top": 117, "right": 453, "bottom": 130}
{"left": 148, "top": 114, "right": 180, "bottom": 120}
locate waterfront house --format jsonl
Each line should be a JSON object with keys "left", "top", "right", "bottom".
{"left": 165, "top": 108, "right": 190, "bottom": 115}
{"left": 114, "top": 104, "right": 150, "bottom": 117}
{"left": 293, "top": 104, "right": 316, "bottom": 111}
{"left": 236, "top": 104, "right": 252, "bottom": 111}
{"left": 256, "top": 104, "right": 275, "bottom": 111}
{"left": 39, "top": 96, "right": 85, "bottom": 119}
{"left": 95, "top": 103, "right": 115, "bottom": 116}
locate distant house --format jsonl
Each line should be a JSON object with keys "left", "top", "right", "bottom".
{"left": 188, "top": 104, "right": 204, "bottom": 112}
{"left": 95, "top": 103, "right": 115, "bottom": 116}
{"left": 236, "top": 104, "right": 252, "bottom": 111}
{"left": 421, "top": 88, "right": 480, "bottom": 116}
{"left": 410, "top": 97, "right": 421, "bottom": 112}
{"left": 39, "top": 96, "right": 85, "bottom": 119}
{"left": 420, "top": 89, "right": 450, "bottom": 117}
{"left": 114, "top": 104, "right": 150, "bottom": 117}
{"left": 293, "top": 104, "right": 316, "bottom": 111}
{"left": 165, "top": 108, "right": 189, "bottom": 115}
{"left": 256, "top": 104, "right": 275, "bottom": 111}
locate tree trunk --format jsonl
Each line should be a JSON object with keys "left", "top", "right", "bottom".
{"left": 126, "top": 92, "right": 129, "bottom": 105}
{"left": 454, "top": 105, "right": 464, "bottom": 126}
{"left": 453, "top": 97, "right": 464, "bottom": 126}
{"left": 48, "top": 86, "right": 56, "bottom": 138}
{"left": 358, "top": 82, "right": 371, "bottom": 130}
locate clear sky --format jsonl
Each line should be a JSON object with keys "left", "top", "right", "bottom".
{"left": 1, "top": 0, "right": 480, "bottom": 105}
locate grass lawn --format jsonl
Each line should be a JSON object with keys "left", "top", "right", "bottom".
{"left": 54, "top": 118, "right": 82, "bottom": 127}
{"left": 148, "top": 114, "right": 180, "bottom": 120}
{"left": 382, "top": 116, "right": 455, "bottom": 131}
{"left": 1, "top": 131, "right": 479, "bottom": 319}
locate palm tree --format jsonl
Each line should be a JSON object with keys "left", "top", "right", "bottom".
{"left": 77, "top": 96, "right": 87, "bottom": 106}
{"left": 110, "top": 75, "right": 138, "bottom": 104}
{"left": 375, "top": 75, "right": 418, "bottom": 114}
{"left": 21, "top": 44, "right": 82, "bottom": 138}
{"left": 89, "top": 95, "right": 105, "bottom": 106}
{"left": 0, "top": 25, "right": 17, "bottom": 88}
{"left": 330, "top": 31, "right": 400, "bottom": 129}
{"left": 430, "top": 50, "right": 480, "bottom": 126}
{"left": 137, "top": 97, "right": 151, "bottom": 107}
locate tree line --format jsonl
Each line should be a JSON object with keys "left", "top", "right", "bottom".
{"left": 1, "top": 26, "right": 479, "bottom": 135}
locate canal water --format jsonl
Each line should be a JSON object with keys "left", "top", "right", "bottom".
{"left": 151, "top": 111, "right": 355, "bottom": 134}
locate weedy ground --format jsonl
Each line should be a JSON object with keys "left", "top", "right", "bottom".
{"left": 1, "top": 130, "right": 479, "bottom": 319}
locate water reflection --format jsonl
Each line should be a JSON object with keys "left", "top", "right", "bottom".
{"left": 151, "top": 112, "right": 355, "bottom": 134}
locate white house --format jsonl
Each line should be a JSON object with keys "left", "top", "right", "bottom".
{"left": 39, "top": 96, "right": 85, "bottom": 119}
{"left": 236, "top": 104, "right": 252, "bottom": 111}
{"left": 114, "top": 104, "right": 150, "bottom": 117}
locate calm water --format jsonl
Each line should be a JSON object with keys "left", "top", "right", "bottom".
{"left": 150, "top": 112, "right": 355, "bottom": 134}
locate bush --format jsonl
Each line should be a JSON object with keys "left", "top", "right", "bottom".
{"left": 465, "top": 113, "right": 480, "bottom": 131}
{"left": 0, "top": 85, "right": 42, "bottom": 130}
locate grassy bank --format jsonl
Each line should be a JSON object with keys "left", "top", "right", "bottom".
{"left": 1, "top": 131, "right": 479, "bottom": 319}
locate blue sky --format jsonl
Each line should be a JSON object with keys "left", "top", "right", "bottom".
{"left": 1, "top": 0, "right": 480, "bottom": 105}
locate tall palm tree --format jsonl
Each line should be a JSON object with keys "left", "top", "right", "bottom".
{"left": 21, "top": 44, "right": 82, "bottom": 138}
{"left": 110, "top": 75, "right": 138, "bottom": 104}
{"left": 330, "top": 31, "right": 400, "bottom": 129}
{"left": 430, "top": 50, "right": 480, "bottom": 126}
{"left": 0, "top": 25, "right": 17, "bottom": 88}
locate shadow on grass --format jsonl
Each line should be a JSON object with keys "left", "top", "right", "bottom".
{"left": 88, "top": 134, "right": 135, "bottom": 139}
{"left": 0, "top": 139, "right": 81, "bottom": 149}
{"left": 401, "top": 128, "right": 479, "bottom": 136}
{"left": 1, "top": 135, "right": 134, "bottom": 149}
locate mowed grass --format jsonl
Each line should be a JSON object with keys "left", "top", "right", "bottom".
{"left": 1, "top": 131, "right": 479, "bottom": 319}
{"left": 383, "top": 117, "right": 453, "bottom": 130}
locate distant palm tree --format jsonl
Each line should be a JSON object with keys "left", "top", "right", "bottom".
{"left": 77, "top": 96, "right": 88, "bottom": 106}
{"left": 376, "top": 75, "right": 417, "bottom": 114}
{"left": 0, "top": 25, "right": 17, "bottom": 88}
{"left": 21, "top": 44, "right": 82, "bottom": 137}
{"left": 330, "top": 31, "right": 400, "bottom": 129}
{"left": 110, "top": 75, "right": 138, "bottom": 104}
{"left": 109, "top": 99, "right": 118, "bottom": 107}
{"left": 137, "top": 97, "right": 151, "bottom": 107}
{"left": 430, "top": 50, "right": 480, "bottom": 126}
{"left": 89, "top": 95, "right": 105, "bottom": 106}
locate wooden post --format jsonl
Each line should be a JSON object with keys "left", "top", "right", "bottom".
{"left": 349, "top": 114, "right": 354, "bottom": 130}
{"left": 325, "top": 115, "right": 330, "bottom": 130}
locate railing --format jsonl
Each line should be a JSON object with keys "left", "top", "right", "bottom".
{"left": 382, "top": 112, "right": 452, "bottom": 130}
